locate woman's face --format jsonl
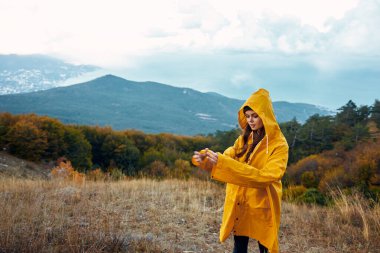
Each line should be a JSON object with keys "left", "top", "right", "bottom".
{"left": 244, "top": 110, "right": 263, "bottom": 131}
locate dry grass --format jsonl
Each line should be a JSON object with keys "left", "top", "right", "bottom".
{"left": 0, "top": 178, "right": 230, "bottom": 253}
{"left": 0, "top": 178, "right": 379, "bottom": 253}
{"left": 280, "top": 190, "right": 380, "bottom": 253}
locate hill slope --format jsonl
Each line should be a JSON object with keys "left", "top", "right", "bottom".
{"left": 0, "top": 75, "right": 332, "bottom": 135}
{"left": 0, "top": 152, "right": 50, "bottom": 179}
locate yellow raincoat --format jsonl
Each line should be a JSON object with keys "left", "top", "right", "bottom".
{"left": 210, "top": 89, "right": 288, "bottom": 252}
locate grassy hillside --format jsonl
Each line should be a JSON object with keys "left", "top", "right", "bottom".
{"left": 0, "top": 151, "right": 50, "bottom": 179}
{"left": 0, "top": 178, "right": 379, "bottom": 252}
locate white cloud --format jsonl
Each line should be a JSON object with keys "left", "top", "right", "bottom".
{"left": 144, "top": 28, "right": 177, "bottom": 38}
{"left": 230, "top": 72, "right": 252, "bottom": 87}
{"left": 0, "top": 0, "right": 378, "bottom": 111}
{"left": 0, "top": 0, "right": 377, "bottom": 68}
{"left": 326, "top": 0, "right": 380, "bottom": 55}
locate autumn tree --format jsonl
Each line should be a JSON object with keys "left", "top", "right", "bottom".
{"left": 124, "top": 130, "right": 156, "bottom": 154}
{"left": 63, "top": 126, "right": 92, "bottom": 171}
{"left": 79, "top": 125, "right": 113, "bottom": 168}
{"left": 39, "top": 117, "right": 66, "bottom": 160}
{"left": 5, "top": 119, "right": 48, "bottom": 161}
{"left": 0, "top": 113, "right": 17, "bottom": 148}
{"left": 101, "top": 133, "right": 140, "bottom": 175}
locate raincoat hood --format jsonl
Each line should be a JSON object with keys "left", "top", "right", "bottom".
{"left": 238, "top": 88, "right": 281, "bottom": 139}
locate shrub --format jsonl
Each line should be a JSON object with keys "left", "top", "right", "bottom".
{"left": 107, "top": 167, "right": 125, "bottom": 181}
{"left": 369, "top": 186, "right": 380, "bottom": 202}
{"left": 283, "top": 185, "right": 307, "bottom": 202}
{"left": 287, "top": 155, "right": 319, "bottom": 184}
{"left": 140, "top": 148, "right": 165, "bottom": 169}
{"left": 172, "top": 159, "right": 192, "bottom": 180}
{"left": 51, "top": 158, "right": 85, "bottom": 184}
{"left": 86, "top": 168, "right": 106, "bottom": 181}
{"left": 147, "top": 160, "right": 170, "bottom": 179}
{"left": 296, "top": 188, "right": 328, "bottom": 206}
{"left": 301, "top": 171, "right": 319, "bottom": 188}
{"left": 319, "top": 166, "right": 353, "bottom": 194}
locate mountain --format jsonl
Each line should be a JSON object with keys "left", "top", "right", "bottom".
{"left": 273, "top": 101, "right": 333, "bottom": 123}
{"left": 0, "top": 54, "right": 100, "bottom": 95}
{"left": 0, "top": 75, "right": 332, "bottom": 135}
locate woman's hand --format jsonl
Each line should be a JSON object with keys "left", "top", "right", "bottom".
{"left": 206, "top": 149, "right": 218, "bottom": 166}
{"left": 192, "top": 150, "right": 207, "bottom": 166}
{"left": 192, "top": 148, "right": 218, "bottom": 172}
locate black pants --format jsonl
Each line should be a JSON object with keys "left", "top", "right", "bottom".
{"left": 233, "top": 236, "right": 268, "bottom": 253}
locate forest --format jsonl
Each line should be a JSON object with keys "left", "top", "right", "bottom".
{"left": 0, "top": 99, "right": 379, "bottom": 203}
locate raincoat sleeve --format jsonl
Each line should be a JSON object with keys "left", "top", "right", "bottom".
{"left": 195, "top": 137, "right": 240, "bottom": 171}
{"left": 221, "top": 136, "right": 240, "bottom": 159}
{"left": 211, "top": 143, "right": 288, "bottom": 188}
{"left": 196, "top": 137, "right": 239, "bottom": 171}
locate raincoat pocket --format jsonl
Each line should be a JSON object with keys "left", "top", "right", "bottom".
{"left": 246, "top": 188, "right": 270, "bottom": 208}
{"left": 246, "top": 206, "right": 273, "bottom": 226}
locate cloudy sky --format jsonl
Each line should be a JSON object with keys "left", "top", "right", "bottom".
{"left": 1, "top": 0, "right": 379, "bottom": 110}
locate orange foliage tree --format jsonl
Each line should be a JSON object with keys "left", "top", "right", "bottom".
{"left": 287, "top": 137, "right": 380, "bottom": 197}
{"left": 5, "top": 119, "right": 48, "bottom": 161}
{"left": 51, "top": 157, "right": 85, "bottom": 184}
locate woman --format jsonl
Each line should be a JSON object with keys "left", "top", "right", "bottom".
{"left": 193, "top": 89, "right": 289, "bottom": 253}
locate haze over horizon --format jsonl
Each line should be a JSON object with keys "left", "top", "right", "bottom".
{"left": 1, "top": 0, "right": 379, "bottom": 110}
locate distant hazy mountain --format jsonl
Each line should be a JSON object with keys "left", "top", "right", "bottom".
{"left": 0, "top": 54, "right": 100, "bottom": 95}
{"left": 0, "top": 75, "right": 332, "bottom": 135}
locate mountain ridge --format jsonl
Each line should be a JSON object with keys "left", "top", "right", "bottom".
{"left": 0, "top": 74, "right": 332, "bottom": 135}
